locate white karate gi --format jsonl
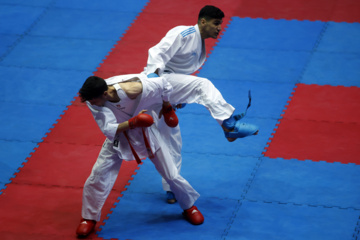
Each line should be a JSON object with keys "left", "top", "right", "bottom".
{"left": 144, "top": 24, "right": 235, "bottom": 125}
{"left": 81, "top": 73, "right": 199, "bottom": 221}
{"left": 144, "top": 24, "right": 235, "bottom": 192}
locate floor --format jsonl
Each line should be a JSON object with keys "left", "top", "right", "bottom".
{"left": 0, "top": 0, "right": 359, "bottom": 239}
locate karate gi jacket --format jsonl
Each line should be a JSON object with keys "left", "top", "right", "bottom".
{"left": 86, "top": 73, "right": 172, "bottom": 161}
{"left": 145, "top": 24, "right": 206, "bottom": 75}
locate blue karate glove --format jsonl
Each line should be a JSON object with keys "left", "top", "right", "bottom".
{"left": 147, "top": 73, "right": 159, "bottom": 78}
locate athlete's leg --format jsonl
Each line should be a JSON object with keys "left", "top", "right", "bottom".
{"left": 150, "top": 145, "right": 199, "bottom": 210}
{"left": 82, "top": 138, "right": 123, "bottom": 221}
{"left": 164, "top": 73, "right": 235, "bottom": 126}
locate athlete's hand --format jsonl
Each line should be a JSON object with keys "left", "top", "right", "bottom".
{"left": 159, "top": 102, "right": 178, "bottom": 128}
{"left": 128, "top": 111, "right": 154, "bottom": 129}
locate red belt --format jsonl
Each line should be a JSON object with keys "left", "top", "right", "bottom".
{"left": 123, "top": 128, "right": 155, "bottom": 164}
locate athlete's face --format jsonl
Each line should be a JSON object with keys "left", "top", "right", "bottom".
{"left": 88, "top": 94, "right": 107, "bottom": 107}
{"left": 200, "top": 18, "right": 223, "bottom": 39}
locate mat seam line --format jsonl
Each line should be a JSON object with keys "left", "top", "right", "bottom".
{"left": 221, "top": 156, "right": 263, "bottom": 239}
{"left": 0, "top": 0, "right": 57, "bottom": 62}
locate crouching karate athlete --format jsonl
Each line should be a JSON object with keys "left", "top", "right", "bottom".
{"left": 144, "top": 5, "right": 259, "bottom": 203}
{"left": 75, "top": 74, "right": 203, "bottom": 238}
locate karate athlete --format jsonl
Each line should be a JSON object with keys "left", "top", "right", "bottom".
{"left": 75, "top": 74, "right": 203, "bottom": 238}
{"left": 144, "top": 5, "right": 259, "bottom": 203}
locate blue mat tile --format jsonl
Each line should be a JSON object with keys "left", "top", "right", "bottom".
{"left": 54, "top": 0, "right": 148, "bottom": 12}
{"left": 318, "top": 22, "right": 360, "bottom": 53}
{"left": 0, "top": 4, "right": 45, "bottom": 35}
{"left": 226, "top": 200, "right": 359, "bottom": 240}
{"left": 208, "top": 79, "right": 295, "bottom": 119}
{"left": 178, "top": 112, "right": 277, "bottom": 157}
{"left": 0, "top": 140, "right": 37, "bottom": 192}
{"left": 200, "top": 47, "right": 310, "bottom": 83}
{"left": 30, "top": 8, "right": 138, "bottom": 40}
{"left": 1, "top": 35, "right": 115, "bottom": 71}
{"left": 246, "top": 157, "right": 360, "bottom": 209}
{"left": 0, "top": 0, "right": 53, "bottom": 6}
{"left": 1, "top": 66, "right": 90, "bottom": 105}
{"left": 0, "top": 34, "right": 18, "bottom": 57}
{"left": 301, "top": 51, "right": 360, "bottom": 87}
{"left": 99, "top": 191, "right": 238, "bottom": 240}
{"left": 128, "top": 154, "right": 260, "bottom": 200}
{"left": 0, "top": 103, "right": 65, "bottom": 142}
{"left": 219, "top": 17, "right": 325, "bottom": 51}
{"left": 181, "top": 154, "right": 260, "bottom": 199}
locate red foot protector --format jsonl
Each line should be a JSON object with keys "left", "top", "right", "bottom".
{"left": 264, "top": 84, "right": 360, "bottom": 164}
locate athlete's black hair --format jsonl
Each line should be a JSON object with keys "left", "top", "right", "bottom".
{"left": 79, "top": 76, "right": 108, "bottom": 102}
{"left": 198, "top": 5, "right": 225, "bottom": 21}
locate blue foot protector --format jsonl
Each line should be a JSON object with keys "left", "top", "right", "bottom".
{"left": 223, "top": 90, "right": 252, "bottom": 130}
{"left": 222, "top": 113, "right": 245, "bottom": 130}
{"left": 224, "top": 121, "right": 259, "bottom": 139}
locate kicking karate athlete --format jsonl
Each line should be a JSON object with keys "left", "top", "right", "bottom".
{"left": 144, "top": 5, "right": 259, "bottom": 203}
{"left": 75, "top": 74, "right": 203, "bottom": 238}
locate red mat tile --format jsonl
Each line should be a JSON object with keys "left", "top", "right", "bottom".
{"left": 264, "top": 118, "right": 360, "bottom": 164}
{"left": 0, "top": 183, "right": 129, "bottom": 239}
{"left": 43, "top": 104, "right": 104, "bottom": 145}
{"left": 236, "top": 0, "right": 360, "bottom": 23}
{"left": 283, "top": 84, "right": 360, "bottom": 123}
{"left": 264, "top": 84, "right": 360, "bottom": 164}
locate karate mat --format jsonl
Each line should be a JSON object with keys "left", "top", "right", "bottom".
{"left": 0, "top": 0, "right": 359, "bottom": 239}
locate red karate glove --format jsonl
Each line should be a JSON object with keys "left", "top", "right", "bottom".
{"left": 162, "top": 105, "right": 178, "bottom": 128}
{"left": 128, "top": 113, "right": 154, "bottom": 129}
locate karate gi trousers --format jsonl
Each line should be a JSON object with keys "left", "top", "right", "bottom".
{"left": 82, "top": 138, "right": 199, "bottom": 222}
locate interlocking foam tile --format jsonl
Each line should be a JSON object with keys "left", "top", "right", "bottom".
{"left": 127, "top": 154, "right": 259, "bottom": 200}
{"left": 246, "top": 157, "right": 360, "bottom": 209}
{"left": 1, "top": 66, "right": 90, "bottom": 105}
{"left": 0, "top": 103, "right": 65, "bottom": 142}
{"left": 30, "top": 8, "right": 138, "bottom": 40}
{"left": 226, "top": 200, "right": 360, "bottom": 240}
{"left": 200, "top": 79, "right": 296, "bottom": 119}
{"left": 217, "top": 17, "right": 325, "bottom": 51}
{"left": 0, "top": 0, "right": 53, "bottom": 6}
{"left": 0, "top": 182, "right": 126, "bottom": 239}
{"left": 0, "top": 140, "right": 37, "bottom": 191}
{"left": 54, "top": 0, "right": 149, "bottom": 12}
{"left": 281, "top": 84, "right": 360, "bottom": 123}
{"left": 1, "top": 35, "right": 115, "bottom": 71}
{"left": 265, "top": 118, "right": 360, "bottom": 164}
{"left": 235, "top": 0, "right": 360, "bottom": 23}
{"left": 43, "top": 104, "right": 105, "bottom": 145}
{"left": 10, "top": 142, "right": 101, "bottom": 187}
{"left": 317, "top": 22, "right": 360, "bottom": 53}
{"left": 143, "top": 0, "right": 241, "bottom": 17}
{"left": 301, "top": 51, "right": 360, "bottom": 87}
{"left": 265, "top": 84, "right": 360, "bottom": 164}
{"left": 0, "top": 4, "right": 45, "bottom": 35}
{"left": 0, "top": 34, "right": 18, "bottom": 57}
{"left": 0, "top": 184, "right": 83, "bottom": 237}
{"left": 99, "top": 191, "right": 238, "bottom": 240}
{"left": 332, "top": 0, "right": 360, "bottom": 23}
{"left": 200, "top": 47, "right": 311, "bottom": 83}
{"left": 300, "top": 21, "right": 360, "bottom": 87}
{"left": 178, "top": 112, "right": 275, "bottom": 157}
{"left": 95, "top": 40, "right": 152, "bottom": 76}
